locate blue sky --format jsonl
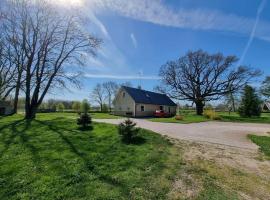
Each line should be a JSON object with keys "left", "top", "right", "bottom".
{"left": 51, "top": 0, "right": 270, "bottom": 101}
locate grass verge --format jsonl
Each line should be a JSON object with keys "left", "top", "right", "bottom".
{"left": 248, "top": 134, "right": 270, "bottom": 158}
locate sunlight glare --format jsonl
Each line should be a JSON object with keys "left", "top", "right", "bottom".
{"left": 53, "top": 0, "right": 84, "bottom": 7}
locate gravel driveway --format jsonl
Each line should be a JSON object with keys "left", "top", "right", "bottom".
{"left": 93, "top": 118, "right": 270, "bottom": 150}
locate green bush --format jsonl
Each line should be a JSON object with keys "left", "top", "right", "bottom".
{"left": 238, "top": 85, "right": 262, "bottom": 117}
{"left": 118, "top": 119, "right": 140, "bottom": 143}
{"left": 175, "top": 115, "right": 184, "bottom": 120}
{"left": 203, "top": 110, "right": 221, "bottom": 120}
{"left": 77, "top": 113, "right": 92, "bottom": 130}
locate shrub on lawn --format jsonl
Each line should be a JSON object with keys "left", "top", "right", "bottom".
{"left": 203, "top": 110, "right": 221, "bottom": 120}
{"left": 77, "top": 99, "right": 92, "bottom": 130}
{"left": 175, "top": 115, "right": 184, "bottom": 120}
{"left": 118, "top": 119, "right": 140, "bottom": 143}
{"left": 77, "top": 113, "right": 92, "bottom": 130}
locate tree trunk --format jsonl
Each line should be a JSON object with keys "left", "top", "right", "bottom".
{"left": 231, "top": 94, "right": 236, "bottom": 112}
{"left": 195, "top": 100, "right": 204, "bottom": 115}
{"left": 13, "top": 80, "right": 21, "bottom": 114}
{"left": 109, "top": 96, "right": 111, "bottom": 113}
{"left": 13, "top": 68, "right": 22, "bottom": 114}
{"left": 25, "top": 104, "right": 38, "bottom": 119}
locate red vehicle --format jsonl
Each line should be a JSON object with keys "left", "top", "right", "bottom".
{"left": 154, "top": 110, "right": 168, "bottom": 117}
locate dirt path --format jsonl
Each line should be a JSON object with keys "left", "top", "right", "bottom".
{"left": 93, "top": 118, "right": 270, "bottom": 150}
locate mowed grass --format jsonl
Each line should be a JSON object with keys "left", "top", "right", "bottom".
{"left": 90, "top": 112, "right": 122, "bottom": 119}
{"left": 0, "top": 113, "right": 181, "bottom": 200}
{"left": 0, "top": 113, "right": 244, "bottom": 199}
{"left": 149, "top": 115, "right": 210, "bottom": 124}
{"left": 149, "top": 110, "right": 270, "bottom": 124}
{"left": 248, "top": 134, "right": 270, "bottom": 158}
{"left": 36, "top": 112, "right": 122, "bottom": 120}
{"left": 219, "top": 112, "right": 270, "bottom": 124}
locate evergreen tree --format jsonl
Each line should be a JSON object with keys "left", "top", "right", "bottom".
{"left": 238, "top": 85, "right": 262, "bottom": 117}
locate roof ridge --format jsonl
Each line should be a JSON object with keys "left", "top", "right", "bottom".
{"left": 122, "top": 86, "right": 167, "bottom": 96}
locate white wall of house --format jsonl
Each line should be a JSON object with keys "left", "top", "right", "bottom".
{"left": 113, "top": 88, "right": 177, "bottom": 117}
{"left": 135, "top": 104, "right": 177, "bottom": 117}
{"left": 114, "top": 88, "right": 135, "bottom": 116}
{"left": 135, "top": 104, "right": 159, "bottom": 117}
{"left": 0, "top": 101, "right": 13, "bottom": 116}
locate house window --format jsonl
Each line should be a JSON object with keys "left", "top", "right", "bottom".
{"left": 123, "top": 92, "right": 125, "bottom": 98}
{"left": 160, "top": 106, "right": 163, "bottom": 110}
{"left": 141, "top": 105, "right": 145, "bottom": 112}
{"left": 169, "top": 107, "right": 171, "bottom": 113}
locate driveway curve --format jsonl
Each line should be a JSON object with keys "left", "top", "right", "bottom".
{"left": 93, "top": 118, "right": 270, "bottom": 150}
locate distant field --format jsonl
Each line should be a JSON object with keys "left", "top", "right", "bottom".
{"left": 150, "top": 110, "right": 270, "bottom": 124}
{"left": 219, "top": 112, "right": 270, "bottom": 124}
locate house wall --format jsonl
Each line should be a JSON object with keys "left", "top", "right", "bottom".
{"left": 113, "top": 88, "right": 135, "bottom": 117}
{"left": 0, "top": 101, "right": 13, "bottom": 116}
{"left": 135, "top": 104, "right": 177, "bottom": 117}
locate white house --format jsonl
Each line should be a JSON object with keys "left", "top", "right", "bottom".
{"left": 0, "top": 101, "right": 13, "bottom": 116}
{"left": 113, "top": 86, "right": 177, "bottom": 117}
{"left": 262, "top": 101, "right": 270, "bottom": 111}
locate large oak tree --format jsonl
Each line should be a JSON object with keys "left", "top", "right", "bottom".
{"left": 159, "top": 50, "right": 260, "bottom": 115}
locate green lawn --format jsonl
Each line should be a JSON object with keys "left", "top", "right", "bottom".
{"left": 219, "top": 112, "right": 270, "bottom": 124}
{"left": 248, "top": 134, "right": 270, "bottom": 158}
{"left": 1, "top": 113, "right": 265, "bottom": 199}
{"left": 149, "top": 114, "right": 210, "bottom": 124}
{"left": 0, "top": 113, "right": 181, "bottom": 199}
{"left": 149, "top": 110, "right": 270, "bottom": 124}
{"left": 90, "top": 112, "right": 122, "bottom": 119}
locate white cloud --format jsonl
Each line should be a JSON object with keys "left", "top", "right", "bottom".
{"left": 130, "top": 33, "right": 137, "bottom": 48}
{"left": 88, "top": 0, "right": 270, "bottom": 42}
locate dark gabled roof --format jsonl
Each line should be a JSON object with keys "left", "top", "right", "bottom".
{"left": 122, "top": 86, "right": 177, "bottom": 106}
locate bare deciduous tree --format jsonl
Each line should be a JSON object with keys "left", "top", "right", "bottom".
{"left": 1, "top": 0, "right": 101, "bottom": 119}
{"left": 103, "top": 81, "right": 119, "bottom": 112}
{"left": 0, "top": 38, "right": 17, "bottom": 100}
{"left": 91, "top": 83, "right": 106, "bottom": 111}
{"left": 159, "top": 50, "right": 260, "bottom": 115}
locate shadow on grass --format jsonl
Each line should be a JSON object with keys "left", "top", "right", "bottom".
{"left": 121, "top": 136, "right": 146, "bottom": 145}
{"left": 34, "top": 119, "right": 129, "bottom": 195}
{"left": 0, "top": 119, "right": 31, "bottom": 158}
{"left": 78, "top": 126, "right": 93, "bottom": 131}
